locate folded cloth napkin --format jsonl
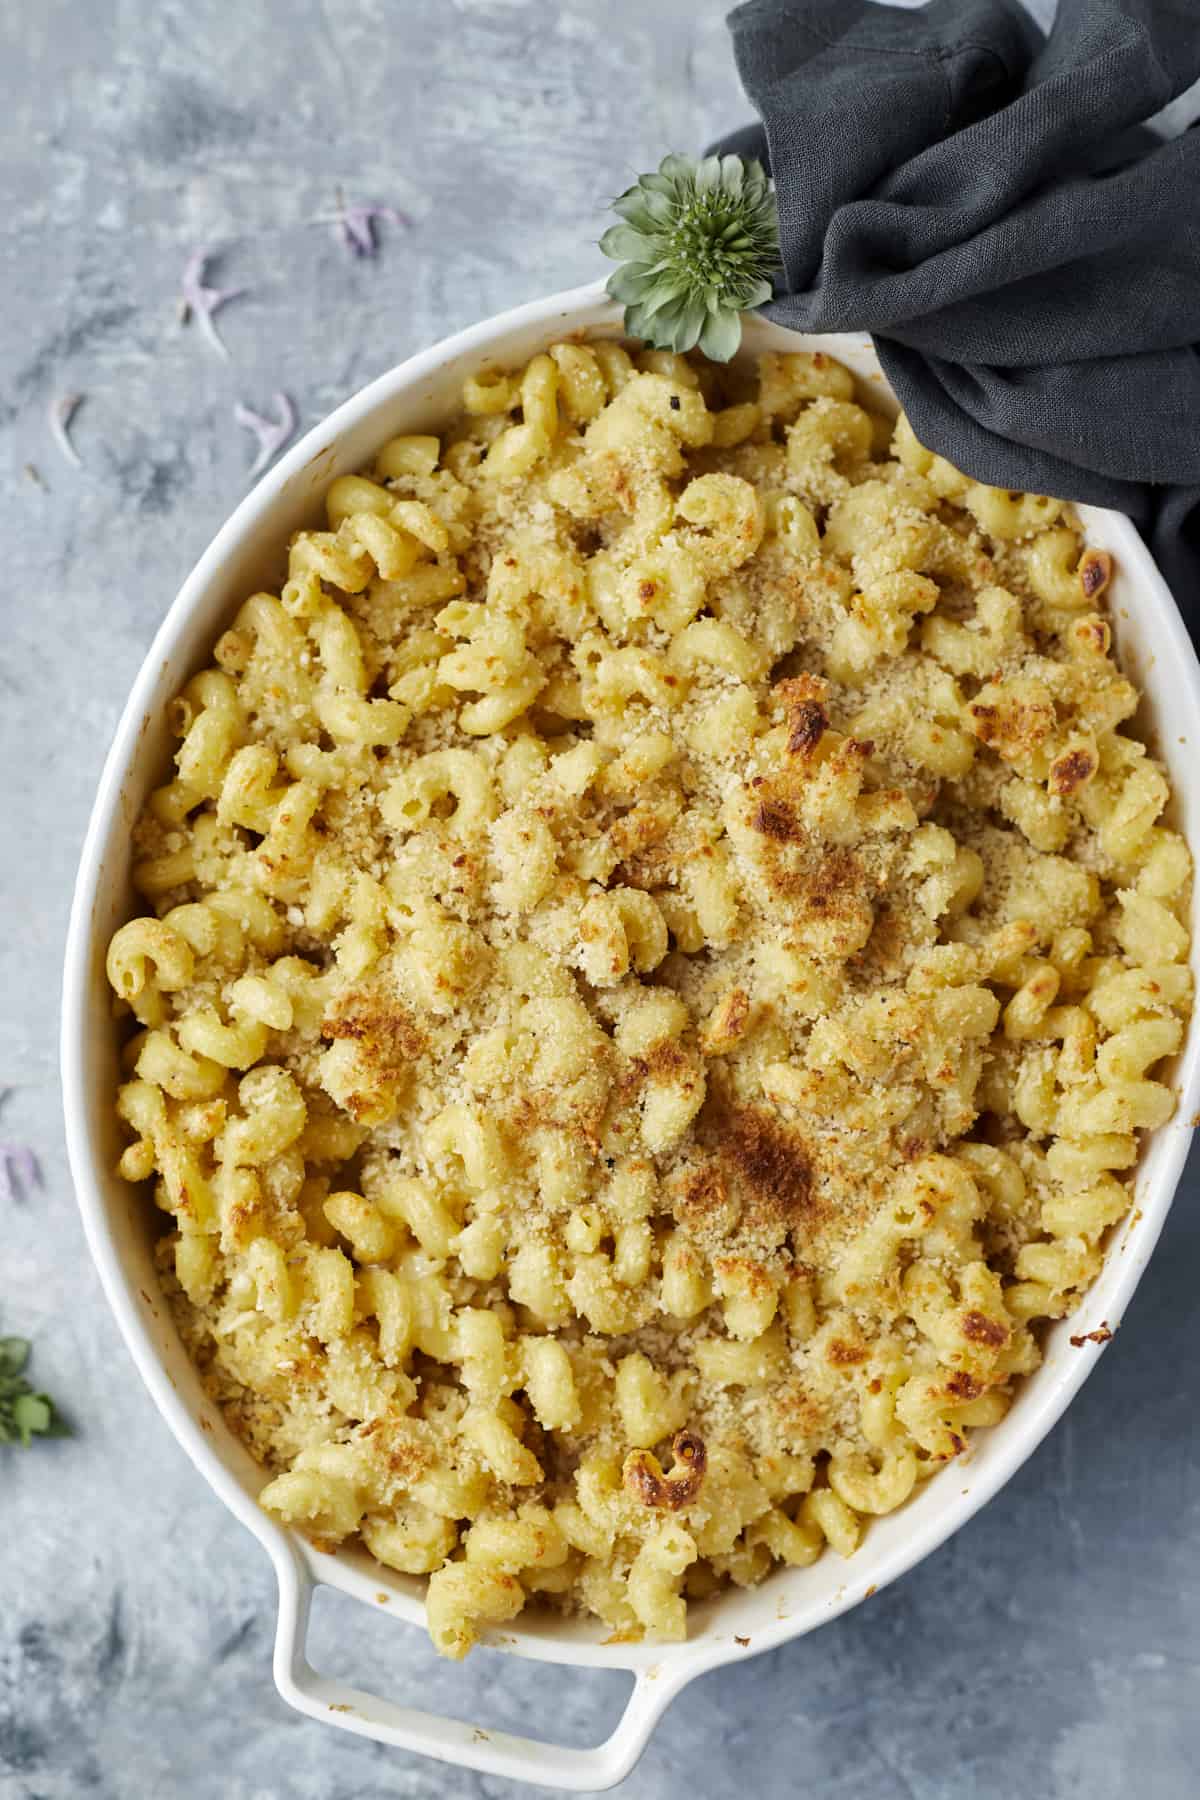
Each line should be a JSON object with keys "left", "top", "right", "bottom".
{"left": 711, "top": 0, "right": 1200, "bottom": 614}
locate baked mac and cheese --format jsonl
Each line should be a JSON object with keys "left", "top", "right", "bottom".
{"left": 107, "top": 337, "right": 1192, "bottom": 1656}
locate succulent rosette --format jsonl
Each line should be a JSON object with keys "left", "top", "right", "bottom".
{"left": 600, "top": 152, "right": 780, "bottom": 361}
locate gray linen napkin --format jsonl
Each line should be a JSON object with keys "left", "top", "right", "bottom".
{"left": 712, "top": 0, "right": 1200, "bottom": 613}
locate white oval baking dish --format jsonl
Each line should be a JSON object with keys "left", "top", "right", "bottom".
{"left": 62, "top": 281, "right": 1200, "bottom": 1791}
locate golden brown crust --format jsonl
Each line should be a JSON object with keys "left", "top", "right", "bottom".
{"left": 1048, "top": 745, "right": 1097, "bottom": 796}
{"left": 623, "top": 1429, "right": 708, "bottom": 1511}
{"left": 961, "top": 1311, "right": 1009, "bottom": 1348}
{"left": 777, "top": 676, "right": 831, "bottom": 759}
{"left": 701, "top": 987, "right": 751, "bottom": 1057}
{"left": 967, "top": 688, "right": 1055, "bottom": 762}
{"left": 751, "top": 797, "right": 801, "bottom": 843}
{"left": 1078, "top": 548, "right": 1113, "bottom": 601}
{"left": 721, "top": 1106, "right": 816, "bottom": 1239}
{"left": 323, "top": 994, "right": 426, "bottom": 1068}
{"left": 1069, "top": 1322, "right": 1114, "bottom": 1347}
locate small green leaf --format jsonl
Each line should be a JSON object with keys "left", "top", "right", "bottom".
{"left": 622, "top": 300, "right": 662, "bottom": 344}
{"left": 606, "top": 263, "right": 659, "bottom": 306}
{"left": 637, "top": 276, "right": 693, "bottom": 322}
{"left": 612, "top": 190, "right": 653, "bottom": 225}
{"left": 699, "top": 307, "right": 744, "bottom": 362}
{"left": 13, "top": 1393, "right": 52, "bottom": 1444}
{"left": 0, "top": 1328, "right": 66, "bottom": 1447}
{"left": 743, "top": 164, "right": 770, "bottom": 205}
{"left": 599, "top": 224, "right": 653, "bottom": 263}
{"left": 680, "top": 294, "right": 712, "bottom": 351}
{"left": 741, "top": 276, "right": 775, "bottom": 311}
{"left": 640, "top": 188, "right": 676, "bottom": 228}
{"left": 693, "top": 154, "right": 722, "bottom": 195}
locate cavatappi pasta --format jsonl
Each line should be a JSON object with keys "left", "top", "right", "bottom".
{"left": 107, "top": 338, "right": 1192, "bottom": 1657}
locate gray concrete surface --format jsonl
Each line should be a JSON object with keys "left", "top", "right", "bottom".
{"left": 3, "top": 1, "right": 1200, "bottom": 1796}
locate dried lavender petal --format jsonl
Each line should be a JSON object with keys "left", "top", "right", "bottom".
{"left": 0, "top": 1144, "right": 42, "bottom": 1204}
{"left": 48, "top": 394, "right": 83, "bottom": 468}
{"left": 314, "top": 200, "right": 407, "bottom": 258}
{"left": 180, "top": 247, "right": 247, "bottom": 358}
{"left": 234, "top": 392, "right": 297, "bottom": 476}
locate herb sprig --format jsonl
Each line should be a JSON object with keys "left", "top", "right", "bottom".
{"left": 0, "top": 1336, "right": 67, "bottom": 1447}
{"left": 600, "top": 152, "right": 779, "bottom": 361}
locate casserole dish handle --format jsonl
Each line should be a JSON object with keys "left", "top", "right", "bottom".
{"left": 273, "top": 1546, "right": 686, "bottom": 1791}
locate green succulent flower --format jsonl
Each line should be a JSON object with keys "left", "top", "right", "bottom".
{"left": 600, "top": 152, "right": 779, "bottom": 362}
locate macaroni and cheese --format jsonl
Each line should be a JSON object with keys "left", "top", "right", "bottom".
{"left": 107, "top": 337, "right": 1192, "bottom": 1657}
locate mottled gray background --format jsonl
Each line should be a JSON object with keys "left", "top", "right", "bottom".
{"left": 3, "top": 1, "right": 1200, "bottom": 1796}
